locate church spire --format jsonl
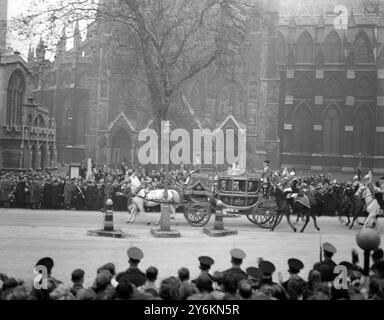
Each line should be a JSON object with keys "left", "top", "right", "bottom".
{"left": 0, "top": 0, "right": 8, "bottom": 54}
{"left": 73, "top": 20, "right": 82, "bottom": 51}
{"left": 27, "top": 43, "right": 35, "bottom": 64}
{"left": 36, "top": 37, "right": 46, "bottom": 63}
{"left": 56, "top": 26, "right": 67, "bottom": 59}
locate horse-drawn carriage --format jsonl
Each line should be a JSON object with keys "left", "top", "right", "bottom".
{"left": 182, "top": 172, "right": 282, "bottom": 229}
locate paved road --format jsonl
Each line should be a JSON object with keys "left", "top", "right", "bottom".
{"left": 0, "top": 208, "right": 382, "bottom": 288}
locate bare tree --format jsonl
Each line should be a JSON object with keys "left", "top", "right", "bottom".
{"left": 11, "top": 0, "right": 253, "bottom": 131}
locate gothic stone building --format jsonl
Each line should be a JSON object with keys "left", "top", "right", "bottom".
{"left": 35, "top": 0, "right": 281, "bottom": 170}
{"left": 277, "top": 8, "right": 384, "bottom": 173}
{"left": 0, "top": 0, "right": 56, "bottom": 171}
{"left": 0, "top": 54, "right": 57, "bottom": 170}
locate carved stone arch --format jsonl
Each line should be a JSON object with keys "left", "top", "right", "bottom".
{"left": 39, "top": 143, "right": 48, "bottom": 170}
{"left": 109, "top": 125, "right": 133, "bottom": 167}
{"left": 323, "top": 29, "right": 343, "bottom": 63}
{"left": 30, "top": 142, "right": 39, "bottom": 170}
{"left": 295, "top": 30, "right": 315, "bottom": 63}
{"left": 291, "top": 102, "right": 313, "bottom": 153}
{"left": 353, "top": 104, "right": 374, "bottom": 155}
{"left": 33, "top": 114, "right": 46, "bottom": 128}
{"left": 6, "top": 69, "right": 26, "bottom": 126}
{"left": 277, "top": 31, "right": 288, "bottom": 65}
{"left": 354, "top": 30, "right": 374, "bottom": 63}
{"left": 324, "top": 75, "right": 344, "bottom": 98}
{"left": 356, "top": 74, "right": 375, "bottom": 99}
{"left": 322, "top": 102, "right": 344, "bottom": 154}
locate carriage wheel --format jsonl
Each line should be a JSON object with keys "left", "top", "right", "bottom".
{"left": 252, "top": 198, "right": 280, "bottom": 229}
{"left": 184, "top": 203, "right": 212, "bottom": 227}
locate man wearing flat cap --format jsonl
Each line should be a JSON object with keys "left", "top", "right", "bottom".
{"left": 223, "top": 249, "right": 248, "bottom": 284}
{"left": 116, "top": 247, "right": 146, "bottom": 288}
{"left": 193, "top": 256, "right": 215, "bottom": 284}
{"left": 313, "top": 242, "right": 337, "bottom": 282}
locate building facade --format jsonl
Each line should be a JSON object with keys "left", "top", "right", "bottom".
{"left": 277, "top": 4, "right": 384, "bottom": 173}
{"left": 0, "top": 0, "right": 7, "bottom": 54}
{"left": 35, "top": 0, "right": 281, "bottom": 170}
{"left": 0, "top": 1, "right": 56, "bottom": 170}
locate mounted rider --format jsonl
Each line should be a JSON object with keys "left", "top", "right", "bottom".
{"left": 290, "top": 174, "right": 311, "bottom": 210}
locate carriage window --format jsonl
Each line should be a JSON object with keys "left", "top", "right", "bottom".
{"left": 220, "top": 180, "right": 232, "bottom": 192}
{"left": 248, "top": 181, "right": 259, "bottom": 193}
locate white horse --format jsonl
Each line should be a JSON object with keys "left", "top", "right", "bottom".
{"left": 126, "top": 175, "right": 181, "bottom": 225}
{"left": 355, "top": 184, "right": 382, "bottom": 229}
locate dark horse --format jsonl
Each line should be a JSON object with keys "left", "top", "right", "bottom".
{"left": 337, "top": 184, "right": 366, "bottom": 229}
{"left": 270, "top": 185, "right": 320, "bottom": 233}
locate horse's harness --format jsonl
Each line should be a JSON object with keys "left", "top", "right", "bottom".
{"left": 132, "top": 186, "right": 178, "bottom": 205}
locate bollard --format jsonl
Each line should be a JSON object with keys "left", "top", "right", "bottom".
{"left": 151, "top": 201, "right": 181, "bottom": 238}
{"left": 104, "top": 199, "right": 114, "bottom": 232}
{"left": 203, "top": 201, "right": 238, "bottom": 237}
{"left": 213, "top": 208, "right": 225, "bottom": 231}
{"left": 87, "top": 199, "right": 127, "bottom": 238}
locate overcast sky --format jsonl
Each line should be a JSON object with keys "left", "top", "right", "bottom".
{"left": 8, "top": 0, "right": 25, "bottom": 18}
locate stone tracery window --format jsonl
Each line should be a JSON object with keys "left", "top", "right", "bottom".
{"left": 354, "top": 106, "right": 373, "bottom": 155}
{"left": 323, "top": 104, "right": 342, "bottom": 154}
{"left": 324, "top": 30, "right": 342, "bottom": 63}
{"left": 296, "top": 31, "right": 314, "bottom": 63}
{"left": 292, "top": 103, "right": 312, "bottom": 153}
{"left": 354, "top": 32, "right": 373, "bottom": 63}
{"left": 7, "top": 70, "right": 26, "bottom": 126}
{"left": 277, "top": 33, "right": 287, "bottom": 65}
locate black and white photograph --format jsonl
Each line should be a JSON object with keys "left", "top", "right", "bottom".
{"left": 1, "top": 0, "right": 384, "bottom": 308}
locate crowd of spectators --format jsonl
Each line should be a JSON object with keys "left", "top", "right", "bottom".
{"left": 0, "top": 162, "right": 191, "bottom": 212}
{"left": 1, "top": 244, "right": 384, "bottom": 300}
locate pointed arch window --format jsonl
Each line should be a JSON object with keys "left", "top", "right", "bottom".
{"left": 354, "top": 32, "right": 373, "bottom": 63}
{"left": 292, "top": 104, "right": 312, "bottom": 153}
{"left": 323, "top": 105, "right": 342, "bottom": 154}
{"left": 34, "top": 115, "right": 46, "bottom": 128}
{"left": 354, "top": 107, "right": 373, "bottom": 155}
{"left": 277, "top": 33, "right": 287, "bottom": 65}
{"left": 7, "top": 70, "right": 26, "bottom": 126}
{"left": 324, "top": 30, "right": 342, "bottom": 63}
{"left": 249, "top": 81, "right": 258, "bottom": 101}
{"left": 296, "top": 31, "right": 314, "bottom": 63}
